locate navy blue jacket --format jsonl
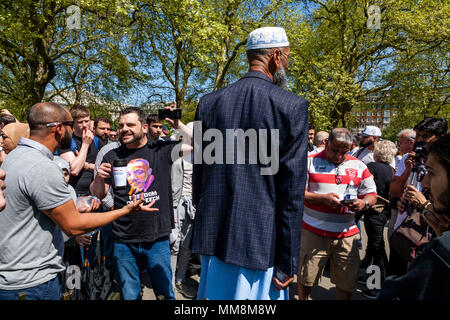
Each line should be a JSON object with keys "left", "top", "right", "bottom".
{"left": 192, "top": 71, "right": 309, "bottom": 276}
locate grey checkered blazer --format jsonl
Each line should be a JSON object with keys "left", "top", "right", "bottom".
{"left": 192, "top": 71, "right": 309, "bottom": 276}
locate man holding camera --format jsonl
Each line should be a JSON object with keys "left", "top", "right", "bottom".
{"left": 298, "top": 128, "right": 377, "bottom": 300}
{"left": 388, "top": 117, "right": 447, "bottom": 276}
{"left": 390, "top": 118, "right": 448, "bottom": 224}
{"left": 378, "top": 134, "right": 450, "bottom": 300}
{"left": 91, "top": 106, "right": 192, "bottom": 300}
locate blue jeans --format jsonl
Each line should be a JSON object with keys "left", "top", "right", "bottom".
{"left": 0, "top": 275, "right": 61, "bottom": 300}
{"left": 113, "top": 237, "right": 175, "bottom": 300}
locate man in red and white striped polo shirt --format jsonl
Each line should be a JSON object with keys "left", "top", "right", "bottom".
{"left": 297, "top": 128, "right": 377, "bottom": 300}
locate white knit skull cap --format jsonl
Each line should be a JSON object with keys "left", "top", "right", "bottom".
{"left": 246, "top": 27, "right": 289, "bottom": 51}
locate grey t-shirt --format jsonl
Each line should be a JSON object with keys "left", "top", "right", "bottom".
{"left": 350, "top": 147, "right": 374, "bottom": 165}
{"left": 0, "top": 138, "right": 72, "bottom": 290}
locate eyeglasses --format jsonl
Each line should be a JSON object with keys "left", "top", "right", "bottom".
{"left": 45, "top": 121, "right": 74, "bottom": 128}
{"left": 335, "top": 165, "right": 342, "bottom": 185}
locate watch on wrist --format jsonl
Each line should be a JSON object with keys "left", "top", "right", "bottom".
{"left": 364, "top": 199, "right": 370, "bottom": 210}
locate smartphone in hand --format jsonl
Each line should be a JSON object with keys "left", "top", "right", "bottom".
{"left": 275, "top": 269, "right": 289, "bottom": 283}
{"left": 158, "top": 108, "right": 182, "bottom": 120}
{"left": 340, "top": 199, "right": 355, "bottom": 205}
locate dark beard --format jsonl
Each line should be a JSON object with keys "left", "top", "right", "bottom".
{"left": 120, "top": 131, "right": 144, "bottom": 145}
{"left": 433, "top": 188, "right": 450, "bottom": 217}
{"left": 360, "top": 141, "right": 372, "bottom": 148}
{"left": 273, "top": 67, "right": 287, "bottom": 88}
{"left": 59, "top": 130, "right": 72, "bottom": 149}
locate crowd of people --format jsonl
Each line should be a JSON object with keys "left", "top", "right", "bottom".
{"left": 0, "top": 26, "right": 448, "bottom": 301}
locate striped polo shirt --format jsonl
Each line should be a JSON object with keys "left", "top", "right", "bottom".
{"left": 303, "top": 150, "right": 377, "bottom": 238}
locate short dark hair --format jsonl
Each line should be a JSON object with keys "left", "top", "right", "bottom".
{"left": 427, "top": 134, "right": 450, "bottom": 180}
{"left": 329, "top": 128, "right": 352, "bottom": 146}
{"left": 308, "top": 123, "right": 315, "bottom": 131}
{"left": 0, "top": 114, "right": 16, "bottom": 126}
{"left": 246, "top": 47, "right": 287, "bottom": 62}
{"left": 94, "top": 116, "right": 111, "bottom": 128}
{"left": 70, "top": 104, "right": 90, "bottom": 120}
{"left": 119, "top": 107, "right": 146, "bottom": 124}
{"left": 147, "top": 113, "right": 162, "bottom": 125}
{"left": 414, "top": 117, "right": 448, "bottom": 137}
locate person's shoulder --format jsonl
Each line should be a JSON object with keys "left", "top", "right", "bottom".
{"left": 95, "top": 136, "right": 105, "bottom": 149}
{"left": 346, "top": 153, "right": 361, "bottom": 162}
{"left": 367, "top": 161, "right": 377, "bottom": 169}
{"left": 308, "top": 149, "right": 324, "bottom": 158}
{"left": 345, "top": 154, "right": 370, "bottom": 171}
{"left": 103, "top": 143, "right": 123, "bottom": 160}
{"left": 99, "top": 140, "right": 121, "bottom": 155}
{"left": 433, "top": 231, "right": 450, "bottom": 253}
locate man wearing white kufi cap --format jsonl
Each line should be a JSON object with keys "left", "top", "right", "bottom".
{"left": 192, "top": 27, "right": 309, "bottom": 300}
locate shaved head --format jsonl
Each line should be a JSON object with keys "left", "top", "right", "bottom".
{"left": 314, "top": 131, "right": 329, "bottom": 147}
{"left": 28, "top": 102, "right": 71, "bottom": 132}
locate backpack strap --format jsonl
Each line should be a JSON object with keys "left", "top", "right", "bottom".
{"left": 70, "top": 137, "right": 78, "bottom": 154}
{"left": 93, "top": 136, "right": 100, "bottom": 150}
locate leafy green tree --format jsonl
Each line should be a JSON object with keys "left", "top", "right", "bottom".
{"left": 0, "top": 0, "right": 138, "bottom": 120}
{"left": 129, "top": 0, "right": 290, "bottom": 109}
{"left": 288, "top": 0, "right": 449, "bottom": 131}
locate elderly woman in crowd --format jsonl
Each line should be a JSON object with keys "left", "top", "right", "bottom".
{"left": 0, "top": 122, "right": 30, "bottom": 164}
{"left": 359, "top": 139, "right": 398, "bottom": 299}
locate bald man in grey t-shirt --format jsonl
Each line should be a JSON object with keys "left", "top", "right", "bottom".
{"left": 0, "top": 102, "right": 155, "bottom": 300}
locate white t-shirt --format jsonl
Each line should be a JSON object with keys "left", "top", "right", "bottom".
{"left": 308, "top": 147, "right": 324, "bottom": 156}
{"left": 395, "top": 153, "right": 421, "bottom": 190}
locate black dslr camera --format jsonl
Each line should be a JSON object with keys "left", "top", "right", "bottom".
{"left": 413, "top": 141, "right": 428, "bottom": 162}
{"left": 405, "top": 141, "right": 428, "bottom": 215}
{"left": 411, "top": 141, "right": 428, "bottom": 183}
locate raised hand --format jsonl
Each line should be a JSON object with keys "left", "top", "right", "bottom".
{"left": 82, "top": 127, "right": 94, "bottom": 146}
{"left": 164, "top": 102, "right": 179, "bottom": 129}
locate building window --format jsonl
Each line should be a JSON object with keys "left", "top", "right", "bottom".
{"left": 384, "top": 111, "right": 390, "bottom": 117}
{"left": 384, "top": 118, "right": 390, "bottom": 124}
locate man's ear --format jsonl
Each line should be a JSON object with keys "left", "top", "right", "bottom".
{"left": 142, "top": 123, "right": 149, "bottom": 134}
{"left": 55, "top": 123, "right": 64, "bottom": 136}
{"left": 271, "top": 49, "right": 282, "bottom": 69}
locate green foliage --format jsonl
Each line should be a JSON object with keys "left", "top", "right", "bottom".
{"left": 289, "top": 0, "right": 449, "bottom": 131}
{"left": 0, "top": 0, "right": 447, "bottom": 133}
{"left": 181, "top": 100, "right": 198, "bottom": 124}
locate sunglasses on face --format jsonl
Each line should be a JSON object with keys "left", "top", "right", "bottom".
{"left": 45, "top": 121, "right": 74, "bottom": 128}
